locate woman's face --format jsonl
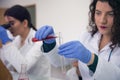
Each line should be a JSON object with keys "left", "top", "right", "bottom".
{"left": 94, "top": 1, "right": 114, "bottom": 35}
{"left": 4, "top": 16, "right": 26, "bottom": 37}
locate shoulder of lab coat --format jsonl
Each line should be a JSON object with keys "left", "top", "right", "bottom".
{"left": 78, "top": 31, "right": 120, "bottom": 80}
{"left": 93, "top": 57, "right": 120, "bottom": 80}
{"left": 42, "top": 44, "right": 62, "bottom": 67}
{"left": 42, "top": 44, "right": 73, "bottom": 68}
{"left": 1, "top": 28, "right": 43, "bottom": 73}
{"left": 78, "top": 30, "right": 91, "bottom": 42}
{"left": 42, "top": 44, "right": 77, "bottom": 79}
{"left": 79, "top": 31, "right": 120, "bottom": 80}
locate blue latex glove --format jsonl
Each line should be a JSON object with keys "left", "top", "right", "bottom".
{"left": 58, "top": 41, "right": 92, "bottom": 64}
{"left": 0, "top": 26, "right": 12, "bottom": 44}
{"left": 35, "top": 25, "right": 55, "bottom": 44}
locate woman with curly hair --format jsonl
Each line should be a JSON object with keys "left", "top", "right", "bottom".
{"left": 58, "top": 0, "right": 120, "bottom": 80}
{"left": 34, "top": 0, "right": 120, "bottom": 80}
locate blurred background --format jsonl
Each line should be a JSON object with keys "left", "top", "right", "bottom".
{"left": 0, "top": 0, "right": 90, "bottom": 42}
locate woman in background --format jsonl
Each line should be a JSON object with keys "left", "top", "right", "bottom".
{"left": 0, "top": 5, "right": 50, "bottom": 79}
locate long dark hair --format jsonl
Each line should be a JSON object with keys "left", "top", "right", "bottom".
{"left": 4, "top": 5, "right": 37, "bottom": 31}
{"left": 89, "top": 0, "right": 120, "bottom": 48}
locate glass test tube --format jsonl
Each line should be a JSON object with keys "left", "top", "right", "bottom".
{"left": 18, "top": 64, "right": 29, "bottom": 80}
{"left": 58, "top": 32, "right": 66, "bottom": 74}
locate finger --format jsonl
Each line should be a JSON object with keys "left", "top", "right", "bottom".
{"left": 58, "top": 44, "right": 74, "bottom": 55}
{"left": 59, "top": 41, "right": 74, "bottom": 49}
{"left": 43, "top": 26, "right": 54, "bottom": 37}
{"left": 64, "top": 53, "right": 75, "bottom": 58}
{"left": 35, "top": 26, "right": 46, "bottom": 40}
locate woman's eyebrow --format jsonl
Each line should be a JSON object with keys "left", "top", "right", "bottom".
{"left": 95, "top": 9, "right": 113, "bottom": 13}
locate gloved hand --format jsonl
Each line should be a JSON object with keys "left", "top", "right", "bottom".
{"left": 58, "top": 41, "right": 92, "bottom": 64}
{"left": 0, "top": 26, "right": 12, "bottom": 44}
{"left": 35, "top": 25, "right": 56, "bottom": 44}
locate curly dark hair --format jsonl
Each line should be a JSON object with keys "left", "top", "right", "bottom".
{"left": 89, "top": 0, "right": 120, "bottom": 48}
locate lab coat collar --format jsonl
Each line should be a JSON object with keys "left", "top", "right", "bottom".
{"left": 90, "top": 32, "right": 112, "bottom": 53}
{"left": 24, "top": 28, "right": 36, "bottom": 45}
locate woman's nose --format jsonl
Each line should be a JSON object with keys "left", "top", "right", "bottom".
{"left": 100, "top": 15, "right": 107, "bottom": 24}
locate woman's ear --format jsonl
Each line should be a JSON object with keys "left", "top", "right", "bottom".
{"left": 22, "top": 19, "right": 28, "bottom": 28}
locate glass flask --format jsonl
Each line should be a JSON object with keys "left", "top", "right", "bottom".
{"left": 18, "top": 64, "right": 29, "bottom": 80}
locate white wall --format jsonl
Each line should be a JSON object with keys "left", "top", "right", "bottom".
{"left": 0, "top": 0, "right": 37, "bottom": 7}
{"left": 0, "top": 0, "right": 90, "bottom": 42}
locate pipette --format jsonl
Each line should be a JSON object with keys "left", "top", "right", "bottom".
{"left": 32, "top": 36, "right": 57, "bottom": 42}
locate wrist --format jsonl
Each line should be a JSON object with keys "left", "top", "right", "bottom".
{"left": 87, "top": 53, "right": 95, "bottom": 65}
{"left": 87, "top": 54, "right": 98, "bottom": 73}
{"left": 5, "top": 41, "right": 11, "bottom": 45}
{"left": 43, "top": 41, "right": 56, "bottom": 52}
{"left": 0, "top": 40, "right": 2, "bottom": 48}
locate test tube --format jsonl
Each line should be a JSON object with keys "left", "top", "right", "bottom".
{"left": 32, "top": 32, "right": 67, "bottom": 75}
{"left": 58, "top": 32, "right": 66, "bottom": 74}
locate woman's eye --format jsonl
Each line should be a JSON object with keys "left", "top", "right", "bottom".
{"left": 95, "top": 11, "right": 101, "bottom": 15}
{"left": 9, "top": 22, "right": 14, "bottom": 26}
{"left": 108, "top": 13, "right": 114, "bottom": 16}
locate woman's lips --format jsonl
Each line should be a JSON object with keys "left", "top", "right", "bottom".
{"left": 100, "top": 26, "right": 107, "bottom": 29}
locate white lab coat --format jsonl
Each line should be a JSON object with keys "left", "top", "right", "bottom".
{"left": 0, "top": 28, "right": 50, "bottom": 78}
{"left": 78, "top": 31, "right": 120, "bottom": 80}
{"left": 45, "top": 31, "right": 120, "bottom": 80}
{"left": 43, "top": 43, "right": 79, "bottom": 80}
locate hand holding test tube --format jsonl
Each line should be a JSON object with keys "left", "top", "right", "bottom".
{"left": 33, "top": 32, "right": 67, "bottom": 75}
{"left": 34, "top": 25, "right": 67, "bottom": 79}
{"left": 34, "top": 25, "right": 56, "bottom": 44}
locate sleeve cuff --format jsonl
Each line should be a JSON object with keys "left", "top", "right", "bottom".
{"left": 43, "top": 41, "right": 56, "bottom": 52}
{"left": 88, "top": 54, "right": 98, "bottom": 73}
